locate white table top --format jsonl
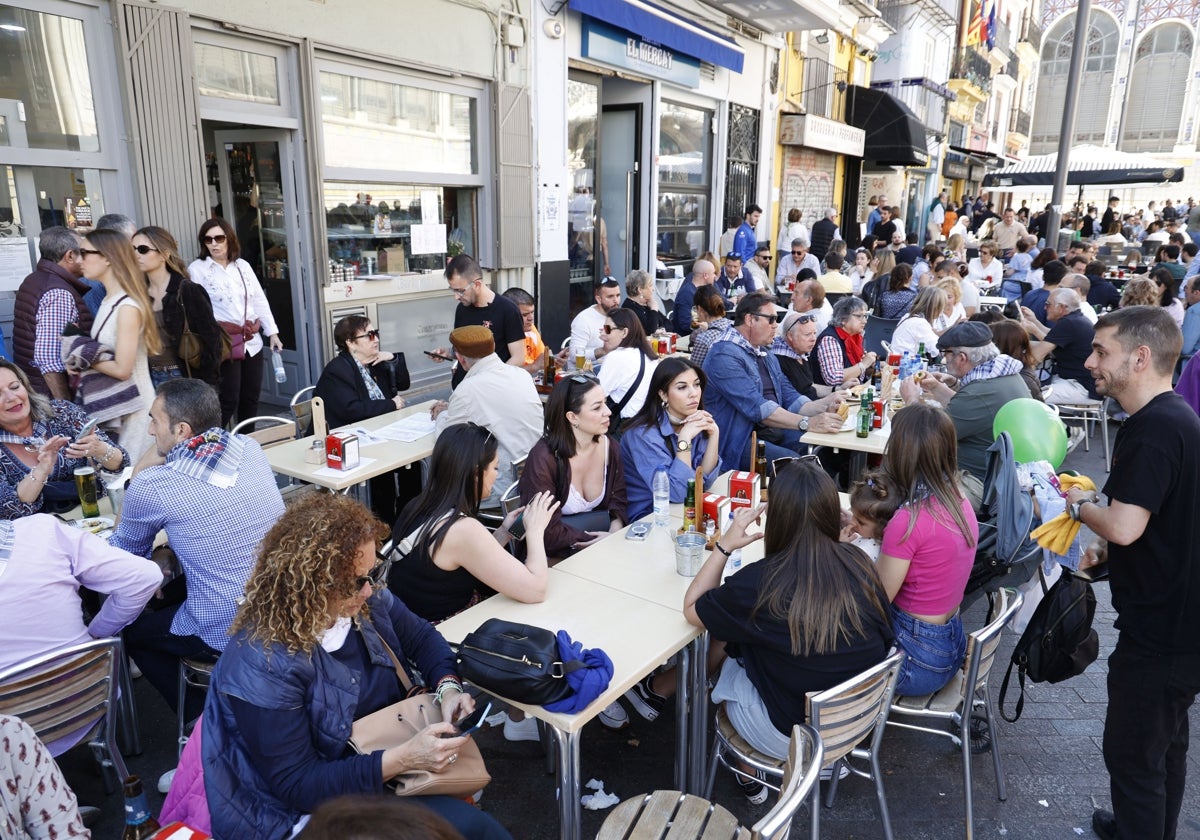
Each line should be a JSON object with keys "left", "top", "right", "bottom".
{"left": 435, "top": 570, "right": 700, "bottom": 734}
{"left": 264, "top": 401, "right": 436, "bottom": 491}
{"left": 801, "top": 421, "right": 890, "bottom": 455}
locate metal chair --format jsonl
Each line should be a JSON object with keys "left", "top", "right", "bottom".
{"left": 478, "top": 479, "right": 523, "bottom": 535}
{"left": 290, "top": 385, "right": 315, "bottom": 407}
{"left": 600, "top": 725, "right": 822, "bottom": 840}
{"left": 1055, "top": 397, "right": 1112, "bottom": 471}
{"left": 292, "top": 393, "right": 326, "bottom": 439}
{"left": 0, "top": 637, "right": 128, "bottom": 793}
{"left": 176, "top": 656, "right": 218, "bottom": 758}
{"left": 863, "top": 316, "right": 902, "bottom": 358}
{"left": 708, "top": 649, "right": 905, "bottom": 840}
{"left": 887, "top": 588, "right": 1024, "bottom": 840}
{"left": 231, "top": 416, "right": 297, "bottom": 448}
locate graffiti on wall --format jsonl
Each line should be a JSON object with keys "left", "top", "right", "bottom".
{"left": 780, "top": 147, "right": 836, "bottom": 229}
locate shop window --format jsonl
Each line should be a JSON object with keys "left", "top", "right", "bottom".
{"left": 567, "top": 78, "right": 599, "bottom": 300}
{"left": 194, "top": 42, "right": 280, "bottom": 105}
{"left": 657, "top": 101, "right": 712, "bottom": 264}
{"left": 323, "top": 182, "right": 475, "bottom": 282}
{"left": 31, "top": 166, "right": 104, "bottom": 230}
{"left": 724, "top": 104, "right": 759, "bottom": 237}
{"left": 319, "top": 71, "right": 477, "bottom": 175}
{"left": 0, "top": 6, "right": 99, "bottom": 153}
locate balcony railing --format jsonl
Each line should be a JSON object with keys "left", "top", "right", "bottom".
{"left": 877, "top": 0, "right": 957, "bottom": 31}
{"left": 1008, "top": 108, "right": 1031, "bottom": 136}
{"left": 992, "top": 18, "right": 1011, "bottom": 53}
{"left": 1020, "top": 18, "right": 1042, "bottom": 51}
{"left": 871, "top": 77, "right": 953, "bottom": 131}
{"left": 951, "top": 46, "right": 993, "bottom": 93}
{"left": 800, "top": 57, "right": 848, "bottom": 121}
{"left": 1005, "top": 52, "right": 1020, "bottom": 79}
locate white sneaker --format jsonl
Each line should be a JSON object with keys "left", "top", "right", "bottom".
{"left": 128, "top": 660, "right": 143, "bottom": 679}
{"left": 485, "top": 709, "right": 509, "bottom": 728}
{"left": 819, "top": 763, "right": 851, "bottom": 782}
{"left": 157, "top": 767, "right": 177, "bottom": 794}
{"left": 502, "top": 714, "right": 540, "bottom": 742}
{"left": 598, "top": 700, "right": 629, "bottom": 730}
{"left": 1066, "top": 425, "right": 1087, "bottom": 453}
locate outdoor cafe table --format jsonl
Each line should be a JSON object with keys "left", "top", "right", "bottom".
{"left": 436, "top": 570, "right": 703, "bottom": 840}
{"left": 263, "top": 400, "right": 436, "bottom": 492}
{"left": 801, "top": 412, "right": 891, "bottom": 480}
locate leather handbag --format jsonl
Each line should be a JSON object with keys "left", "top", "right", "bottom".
{"left": 456, "top": 619, "right": 583, "bottom": 706}
{"left": 348, "top": 635, "right": 490, "bottom": 798}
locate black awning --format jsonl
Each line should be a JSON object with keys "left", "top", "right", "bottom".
{"left": 845, "top": 86, "right": 928, "bottom": 168}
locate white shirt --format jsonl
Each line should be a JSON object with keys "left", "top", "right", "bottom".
{"left": 598, "top": 347, "right": 658, "bottom": 418}
{"left": 966, "top": 257, "right": 1004, "bottom": 289}
{"left": 791, "top": 298, "right": 833, "bottom": 334}
{"left": 890, "top": 314, "right": 940, "bottom": 357}
{"left": 934, "top": 302, "right": 967, "bottom": 332}
{"left": 775, "top": 253, "right": 821, "bottom": 285}
{"left": 435, "top": 354, "right": 544, "bottom": 507}
{"left": 187, "top": 257, "right": 279, "bottom": 357}
{"left": 569, "top": 305, "right": 608, "bottom": 363}
{"left": 776, "top": 221, "right": 810, "bottom": 252}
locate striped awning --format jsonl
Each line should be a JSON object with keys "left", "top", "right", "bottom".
{"left": 982, "top": 145, "right": 1184, "bottom": 187}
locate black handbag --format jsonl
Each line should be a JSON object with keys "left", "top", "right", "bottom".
{"left": 455, "top": 619, "right": 583, "bottom": 706}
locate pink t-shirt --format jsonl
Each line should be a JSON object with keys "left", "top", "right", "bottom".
{"left": 881, "top": 496, "right": 977, "bottom": 616}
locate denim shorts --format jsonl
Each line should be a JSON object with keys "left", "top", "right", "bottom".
{"left": 890, "top": 604, "right": 967, "bottom": 696}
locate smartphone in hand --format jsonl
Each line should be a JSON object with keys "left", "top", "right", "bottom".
{"left": 450, "top": 701, "right": 493, "bottom": 736}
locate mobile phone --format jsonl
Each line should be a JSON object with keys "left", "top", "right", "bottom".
{"left": 507, "top": 511, "right": 526, "bottom": 541}
{"left": 1073, "top": 562, "right": 1110, "bottom": 583}
{"left": 424, "top": 350, "right": 455, "bottom": 362}
{"left": 451, "top": 701, "right": 492, "bottom": 736}
{"left": 76, "top": 418, "right": 99, "bottom": 440}
{"left": 625, "top": 522, "right": 650, "bottom": 541}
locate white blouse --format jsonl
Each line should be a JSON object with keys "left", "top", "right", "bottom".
{"left": 598, "top": 347, "right": 658, "bottom": 418}
{"left": 187, "top": 257, "right": 279, "bottom": 357}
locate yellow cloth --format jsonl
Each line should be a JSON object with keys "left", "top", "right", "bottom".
{"left": 1030, "top": 474, "right": 1097, "bottom": 556}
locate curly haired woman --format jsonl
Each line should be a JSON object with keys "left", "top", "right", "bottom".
{"left": 203, "top": 492, "right": 510, "bottom": 840}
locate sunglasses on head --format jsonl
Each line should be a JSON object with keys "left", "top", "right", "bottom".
{"left": 568, "top": 372, "right": 599, "bottom": 385}
{"left": 202, "top": 233, "right": 227, "bottom": 245}
{"left": 133, "top": 244, "right": 159, "bottom": 255}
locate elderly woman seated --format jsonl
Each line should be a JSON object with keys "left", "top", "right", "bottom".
{"left": 812, "top": 296, "right": 878, "bottom": 389}
{"left": 203, "top": 492, "right": 511, "bottom": 839}
{"left": 0, "top": 359, "right": 129, "bottom": 519}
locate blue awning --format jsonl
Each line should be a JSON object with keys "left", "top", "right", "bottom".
{"left": 571, "top": 0, "right": 745, "bottom": 73}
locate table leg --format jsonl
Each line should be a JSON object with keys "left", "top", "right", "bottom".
{"left": 686, "top": 634, "right": 708, "bottom": 794}
{"left": 674, "top": 642, "right": 691, "bottom": 791}
{"left": 550, "top": 726, "right": 582, "bottom": 840}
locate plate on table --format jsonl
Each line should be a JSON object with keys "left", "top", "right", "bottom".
{"left": 74, "top": 516, "right": 114, "bottom": 537}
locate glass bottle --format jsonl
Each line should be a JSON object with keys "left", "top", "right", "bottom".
{"left": 121, "top": 775, "right": 161, "bottom": 840}
{"left": 682, "top": 478, "right": 697, "bottom": 532}
{"left": 754, "top": 441, "right": 769, "bottom": 501}
{"left": 857, "top": 388, "right": 872, "bottom": 438}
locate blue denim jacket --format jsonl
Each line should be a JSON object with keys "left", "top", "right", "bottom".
{"left": 701, "top": 336, "right": 809, "bottom": 469}
{"left": 620, "top": 413, "right": 722, "bottom": 521}
{"left": 203, "top": 588, "right": 458, "bottom": 839}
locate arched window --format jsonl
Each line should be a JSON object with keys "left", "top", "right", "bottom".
{"left": 1121, "top": 24, "right": 1193, "bottom": 152}
{"left": 1030, "top": 12, "right": 1120, "bottom": 154}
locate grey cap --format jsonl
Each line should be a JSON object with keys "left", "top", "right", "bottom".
{"left": 937, "top": 320, "right": 992, "bottom": 351}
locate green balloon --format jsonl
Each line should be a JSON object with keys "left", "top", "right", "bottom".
{"left": 992, "top": 398, "right": 1068, "bottom": 468}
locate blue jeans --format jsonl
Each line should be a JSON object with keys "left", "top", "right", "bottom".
{"left": 890, "top": 604, "right": 966, "bottom": 696}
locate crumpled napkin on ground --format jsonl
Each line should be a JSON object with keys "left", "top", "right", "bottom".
{"left": 1030, "top": 474, "right": 1096, "bottom": 556}
{"left": 582, "top": 778, "right": 620, "bottom": 810}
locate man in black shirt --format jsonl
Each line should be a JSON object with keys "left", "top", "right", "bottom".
{"left": 1066, "top": 306, "right": 1200, "bottom": 840}
{"left": 1023, "top": 287, "right": 1098, "bottom": 403}
{"left": 437, "top": 255, "right": 526, "bottom": 387}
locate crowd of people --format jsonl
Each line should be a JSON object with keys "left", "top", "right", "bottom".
{"left": 5, "top": 194, "right": 1199, "bottom": 840}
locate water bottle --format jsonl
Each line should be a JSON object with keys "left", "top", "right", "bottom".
{"left": 271, "top": 348, "right": 287, "bottom": 383}
{"left": 652, "top": 465, "right": 671, "bottom": 530}
{"left": 722, "top": 510, "right": 742, "bottom": 572}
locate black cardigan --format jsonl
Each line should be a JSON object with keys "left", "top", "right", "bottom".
{"left": 162, "top": 272, "right": 224, "bottom": 385}
{"left": 314, "top": 350, "right": 410, "bottom": 428}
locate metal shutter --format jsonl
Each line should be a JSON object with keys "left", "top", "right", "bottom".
{"left": 496, "top": 82, "right": 534, "bottom": 267}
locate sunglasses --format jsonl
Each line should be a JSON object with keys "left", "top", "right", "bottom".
{"left": 352, "top": 557, "right": 390, "bottom": 593}
{"left": 748, "top": 312, "right": 778, "bottom": 324}
{"left": 568, "top": 373, "right": 599, "bottom": 385}
{"left": 791, "top": 250, "right": 805, "bottom": 256}
{"left": 770, "top": 453, "right": 821, "bottom": 476}
{"left": 789, "top": 313, "right": 817, "bottom": 325}
{"left": 353, "top": 329, "right": 380, "bottom": 341}
{"left": 601, "top": 324, "right": 624, "bottom": 334}
{"left": 133, "top": 244, "right": 159, "bottom": 255}
{"left": 78, "top": 248, "right": 102, "bottom": 258}
{"left": 202, "top": 234, "right": 227, "bottom": 245}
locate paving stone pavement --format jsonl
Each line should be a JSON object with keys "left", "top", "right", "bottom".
{"left": 60, "top": 417, "right": 1200, "bottom": 839}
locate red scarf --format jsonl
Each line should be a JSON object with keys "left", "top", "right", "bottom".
{"left": 836, "top": 326, "right": 865, "bottom": 366}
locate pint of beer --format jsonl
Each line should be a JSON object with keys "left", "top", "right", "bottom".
{"left": 74, "top": 466, "right": 101, "bottom": 518}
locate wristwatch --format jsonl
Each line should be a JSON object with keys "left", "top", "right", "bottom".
{"left": 676, "top": 438, "right": 691, "bottom": 453}
{"left": 1068, "top": 496, "right": 1098, "bottom": 521}
{"left": 797, "top": 416, "right": 810, "bottom": 432}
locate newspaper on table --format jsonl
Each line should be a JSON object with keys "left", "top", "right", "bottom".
{"left": 370, "top": 414, "right": 437, "bottom": 442}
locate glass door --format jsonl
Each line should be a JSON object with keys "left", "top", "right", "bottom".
{"left": 567, "top": 75, "right": 601, "bottom": 317}
{"left": 211, "top": 129, "right": 311, "bottom": 403}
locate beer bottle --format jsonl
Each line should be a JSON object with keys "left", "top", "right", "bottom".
{"left": 682, "top": 478, "right": 697, "bottom": 532}
{"left": 857, "top": 389, "right": 872, "bottom": 439}
{"left": 121, "top": 775, "right": 160, "bottom": 840}
{"left": 755, "top": 441, "right": 769, "bottom": 501}
{"left": 871, "top": 360, "right": 883, "bottom": 391}
{"left": 543, "top": 347, "right": 555, "bottom": 384}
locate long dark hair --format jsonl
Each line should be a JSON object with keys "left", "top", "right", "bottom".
{"left": 883, "top": 403, "right": 975, "bottom": 545}
{"left": 392, "top": 423, "right": 499, "bottom": 558}
{"left": 542, "top": 373, "right": 606, "bottom": 502}
{"left": 607, "top": 308, "right": 658, "bottom": 359}
{"left": 750, "top": 461, "right": 890, "bottom": 656}
{"left": 627, "top": 357, "right": 706, "bottom": 432}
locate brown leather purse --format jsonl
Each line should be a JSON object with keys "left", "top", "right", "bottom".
{"left": 348, "top": 635, "right": 490, "bottom": 798}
